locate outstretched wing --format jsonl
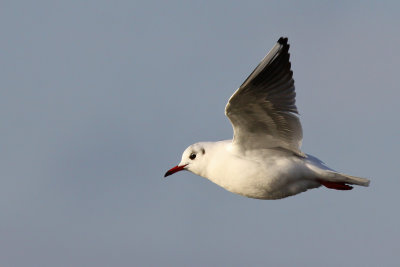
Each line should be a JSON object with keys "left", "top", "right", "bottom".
{"left": 225, "top": 37, "right": 304, "bottom": 156}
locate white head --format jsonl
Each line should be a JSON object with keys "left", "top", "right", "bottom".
{"left": 164, "top": 142, "right": 209, "bottom": 178}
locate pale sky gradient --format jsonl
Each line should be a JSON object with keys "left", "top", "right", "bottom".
{"left": 1, "top": 1, "right": 399, "bottom": 266}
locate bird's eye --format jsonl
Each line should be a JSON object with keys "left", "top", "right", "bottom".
{"left": 189, "top": 153, "right": 196, "bottom": 160}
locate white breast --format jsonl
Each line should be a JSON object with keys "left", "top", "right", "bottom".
{"left": 200, "top": 141, "right": 319, "bottom": 199}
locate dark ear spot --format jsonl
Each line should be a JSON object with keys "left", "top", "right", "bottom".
{"left": 201, "top": 148, "right": 205, "bottom": 155}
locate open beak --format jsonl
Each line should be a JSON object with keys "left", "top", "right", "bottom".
{"left": 164, "top": 164, "right": 188, "bottom": 177}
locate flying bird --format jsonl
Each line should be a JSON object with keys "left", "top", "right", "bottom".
{"left": 165, "top": 37, "right": 370, "bottom": 199}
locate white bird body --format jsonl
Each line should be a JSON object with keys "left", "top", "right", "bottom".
{"left": 181, "top": 141, "right": 319, "bottom": 199}
{"left": 165, "top": 37, "right": 370, "bottom": 199}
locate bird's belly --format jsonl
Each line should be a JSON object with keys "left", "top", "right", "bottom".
{"left": 206, "top": 156, "right": 318, "bottom": 199}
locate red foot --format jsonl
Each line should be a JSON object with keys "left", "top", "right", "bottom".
{"left": 319, "top": 180, "right": 353, "bottom": 190}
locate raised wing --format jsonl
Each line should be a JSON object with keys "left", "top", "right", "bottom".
{"left": 225, "top": 37, "right": 304, "bottom": 156}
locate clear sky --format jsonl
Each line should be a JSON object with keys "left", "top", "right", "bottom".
{"left": 1, "top": 1, "right": 399, "bottom": 266}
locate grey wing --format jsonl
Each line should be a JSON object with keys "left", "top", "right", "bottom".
{"left": 225, "top": 37, "right": 304, "bottom": 156}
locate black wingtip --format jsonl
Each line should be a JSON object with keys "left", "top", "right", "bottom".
{"left": 278, "top": 37, "right": 288, "bottom": 45}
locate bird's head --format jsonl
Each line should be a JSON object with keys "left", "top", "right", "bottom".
{"left": 164, "top": 143, "right": 208, "bottom": 178}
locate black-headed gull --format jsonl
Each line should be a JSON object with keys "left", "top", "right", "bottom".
{"left": 165, "top": 37, "right": 370, "bottom": 199}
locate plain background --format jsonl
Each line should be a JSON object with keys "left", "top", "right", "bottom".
{"left": 1, "top": 1, "right": 399, "bottom": 266}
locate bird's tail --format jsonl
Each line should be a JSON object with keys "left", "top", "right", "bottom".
{"left": 305, "top": 154, "right": 370, "bottom": 190}
{"left": 318, "top": 172, "right": 370, "bottom": 190}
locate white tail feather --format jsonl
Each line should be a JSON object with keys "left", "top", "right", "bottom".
{"left": 326, "top": 171, "right": 370, "bottom": 187}
{"left": 334, "top": 173, "right": 370, "bottom": 186}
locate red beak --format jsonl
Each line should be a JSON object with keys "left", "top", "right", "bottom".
{"left": 164, "top": 164, "right": 188, "bottom": 177}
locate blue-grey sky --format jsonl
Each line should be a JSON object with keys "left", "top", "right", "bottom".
{"left": 1, "top": 1, "right": 399, "bottom": 266}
